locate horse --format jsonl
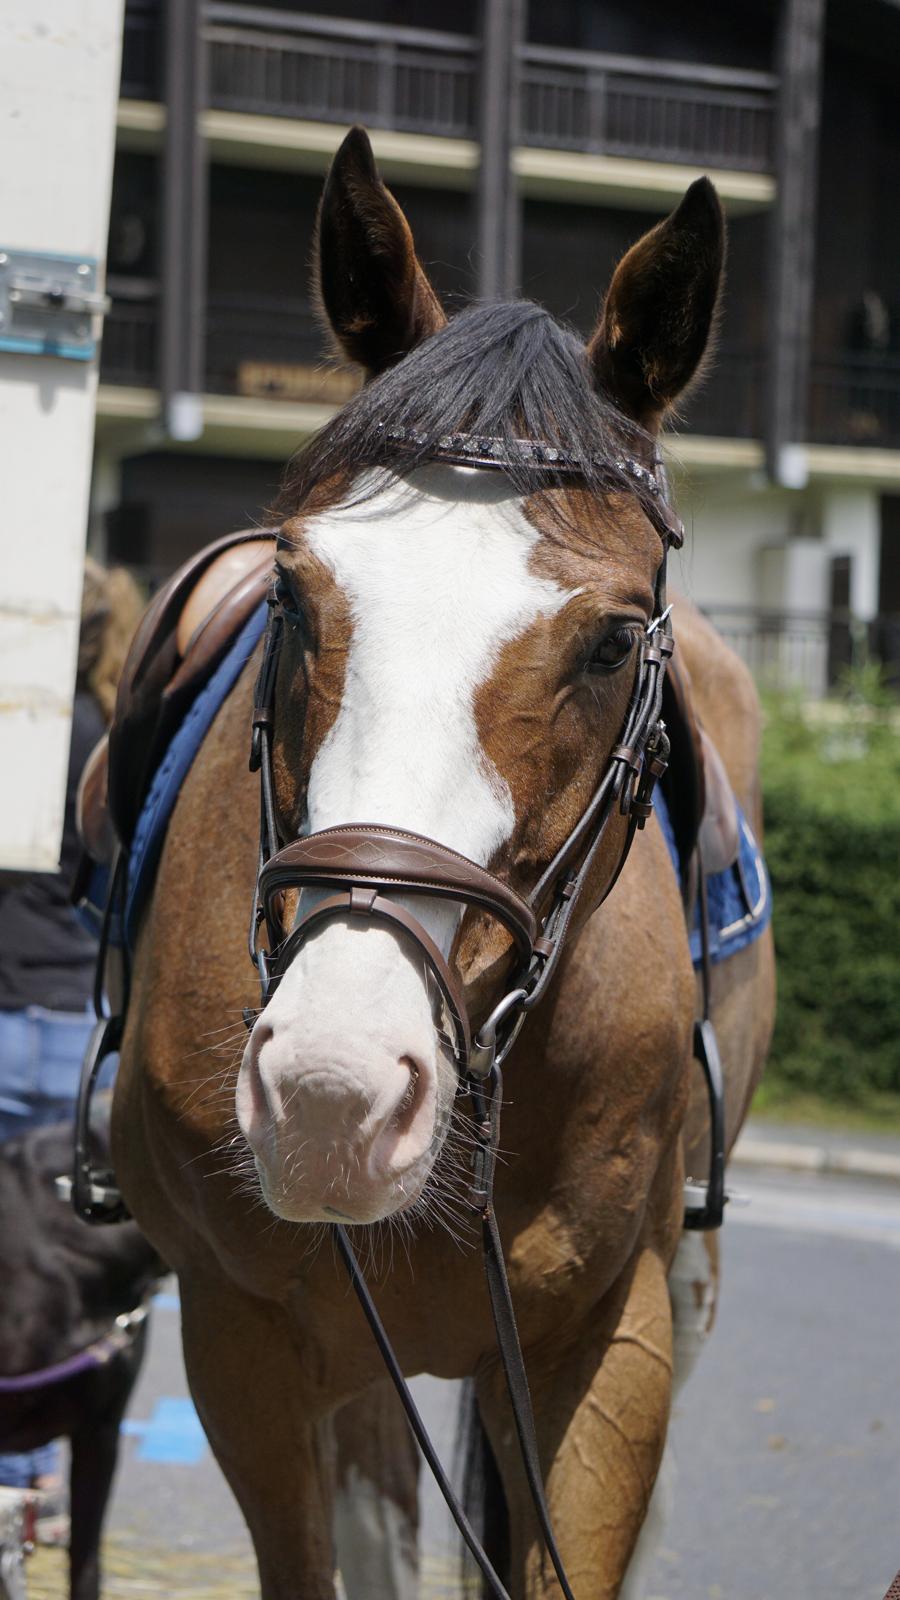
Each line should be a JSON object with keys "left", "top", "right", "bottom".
{"left": 0, "top": 1119, "right": 164, "bottom": 1600}
{"left": 111, "top": 126, "right": 775, "bottom": 1598}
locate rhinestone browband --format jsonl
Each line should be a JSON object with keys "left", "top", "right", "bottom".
{"left": 373, "top": 424, "right": 684, "bottom": 547}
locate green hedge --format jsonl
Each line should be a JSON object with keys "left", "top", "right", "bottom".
{"left": 760, "top": 697, "right": 900, "bottom": 1102}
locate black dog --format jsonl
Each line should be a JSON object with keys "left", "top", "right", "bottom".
{"left": 0, "top": 1121, "right": 165, "bottom": 1600}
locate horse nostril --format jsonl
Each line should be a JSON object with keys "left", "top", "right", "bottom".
{"left": 247, "top": 1023, "right": 274, "bottom": 1119}
{"left": 391, "top": 1057, "right": 423, "bottom": 1137}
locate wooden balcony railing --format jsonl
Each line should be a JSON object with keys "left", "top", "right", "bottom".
{"left": 121, "top": 2, "right": 775, "bottom": 172}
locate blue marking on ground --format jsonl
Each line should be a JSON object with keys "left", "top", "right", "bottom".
{"left": 153, "top": 1291, "right": 180, "bottom": 1312}
{"left": 121, "top": 1397, "right": 207, "bottom": 1464}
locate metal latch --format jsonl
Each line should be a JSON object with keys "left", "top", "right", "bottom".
{"left": 0, "top": 249, "right": 109, "bottom": 361}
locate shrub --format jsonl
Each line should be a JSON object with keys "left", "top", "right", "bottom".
{"left": 761, "top": 693, "right": 900, "bottom": 1102}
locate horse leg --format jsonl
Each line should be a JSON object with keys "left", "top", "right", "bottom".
{"left": 178, "top": 1273, "right": 336, "bottom": 1600}
{"left": 477, "top": 1247, "right": 673, "bottom": 1600}
{"left": 331, "top": 1381, "right": 419, "bottom": 1600}
{"left": 68, "top": 1360, "right": 140, "bottom": 1600}
{"left": 618, "top": 1230, "right": 719, "bottom": 1600}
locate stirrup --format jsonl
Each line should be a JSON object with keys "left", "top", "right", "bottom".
{"left": 683, "top": 1017, "right": 727, "bottom": 1231}
{"left": 71, "top": 1014, "right": 130, "bottom": 1225}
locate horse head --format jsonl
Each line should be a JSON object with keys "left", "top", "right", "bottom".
{"left": 236, "top": 126, "right": 724, "bottom": 1227}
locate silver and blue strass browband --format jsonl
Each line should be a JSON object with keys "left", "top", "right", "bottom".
{"left": 373, "top": 423, "right": 684, "bottom": 548}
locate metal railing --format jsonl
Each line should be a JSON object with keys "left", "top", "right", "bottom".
{"left": 122, "top": 3, "right": 775, "bottom": 171}
{"left": 679, "top": 348, "right": 766, "bottom": 439}
{"left": 204, "top": 7, "right": 478, "bottom": 139}
{"left": 699, "top": 605, "right": 900, "bottom": 697}
{"left": 121, "top": 0, "right": 161, "bottom": 100}
{"left": 520, "top": 44, "right": 773, "bottom": 171}
{"left": 100, "top": 281, "right": 158, "bottom": 387}
{"left": 809, "top": 352, "right": 900, "bottom": 450}
{"left": 99, "top": 289, "right": 900, "bottom": 462}
{"left": 204, "top": 294, "right": 331, "bottom": 397}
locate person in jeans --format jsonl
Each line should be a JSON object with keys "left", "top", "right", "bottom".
{"left": 0, "top": 558, "right": 143, "bottom": 1498}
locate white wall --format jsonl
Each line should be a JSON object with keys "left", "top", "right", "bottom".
{"left": 671, "top": 473, "right": 881, "bottom": 619}
{"left": 0, "top": 3, "right": 124, "bottom": 868}
{"left": 670, "top": 474, "right": 798, "bottom": 611}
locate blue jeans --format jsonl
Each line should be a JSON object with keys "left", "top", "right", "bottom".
{"left": 0, "top": 1005, "right": 95, "bottom": 1144}
{"left": 0, "top": 1005, "right": 96, "bottom": 1488}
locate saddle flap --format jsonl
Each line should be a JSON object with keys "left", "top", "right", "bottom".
{"left": 697, "top": 729, "right": 741, "bottom": 876}
{"left": 107, "top": 530, "right": 275, "bottom": 847}
{"left": 659, "top": 655, "right": 739, "bottom": 880}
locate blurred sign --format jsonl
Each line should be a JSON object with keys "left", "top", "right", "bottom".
{"left": 0, "top": 2, "right": 124, "bottom": 869}
{"left": 237, "top": 361, "right": 360, "bottom": 404}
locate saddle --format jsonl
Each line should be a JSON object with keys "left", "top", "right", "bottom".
{"left": 77, "top": 530, "right": 739, "bottom": 893}
{"left": 78, "top": 530, "right": 276, "bottom": 867}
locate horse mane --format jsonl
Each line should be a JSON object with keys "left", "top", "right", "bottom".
{"left": 273, "top": 300, "right": 656, "bottom": 526}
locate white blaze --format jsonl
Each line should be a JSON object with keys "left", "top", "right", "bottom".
{"left": 301, "top": 464, "right": 568, "bottom": 951}
{"left": 240, "top": 466, "right": 572, "bottom": 1222}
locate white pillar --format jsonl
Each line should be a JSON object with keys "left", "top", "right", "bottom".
{"left": 820, "top": 487, "right": 881, "bottom": 620}
{"left": 0, "top": 2, "right": 124, "bottom": 869}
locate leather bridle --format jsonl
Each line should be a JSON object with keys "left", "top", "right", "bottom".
{"left": 243, "top": 433, "right": 686, "bottom": 1599}
{"left": 248, "top": 431, "right": 681, "bottom": 1072}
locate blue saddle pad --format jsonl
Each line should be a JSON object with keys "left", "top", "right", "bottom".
{"left": 654, "top": 788, "right": 771, "bottom": 966}
{"left": 122, "top": 601, "right": 268, "bottom": 948}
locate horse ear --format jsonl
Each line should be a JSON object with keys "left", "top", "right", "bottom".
{"left": 314, "top": 126, "right": 447, "bottom": 375}
{"left": 587, "top": 178, "right": 725, "bottom": 430}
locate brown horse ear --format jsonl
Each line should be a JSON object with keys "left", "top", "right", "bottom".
{"left": 314, "top": 126, "right": 447, "bottom": 375}
{"left": 587, "top": 177, "right": 725, "bottom": 431}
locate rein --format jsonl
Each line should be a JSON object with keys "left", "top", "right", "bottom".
{"left": 243, "top": 436, "right": 682, "bottom": 1598}
{"left": 0, "top": 1303, "right": 148, "bottom": 1396}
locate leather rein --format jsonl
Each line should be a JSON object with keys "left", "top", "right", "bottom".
{"left": 244, "top": 434, "right": 687, "bottom": 1599}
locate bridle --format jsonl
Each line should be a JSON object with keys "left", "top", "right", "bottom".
{"left": 248, "top": 430, "right": 682, "bottom": 1069}
{"left": 244, "top": 431, "right": 686, "bottom": 1599}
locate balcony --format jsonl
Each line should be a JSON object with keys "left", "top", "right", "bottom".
{"left": 809, "top": 352, "right": 900, "bottom": 451}
{"left": 101, "top": 286, "right": 358, "bottom": 408}
{"left": 100, "top": 288, "right": 900, "bottom": 469}
{"left": 101, "top": 279, "right": 158, "bottom": 388}
{"left": 120, "top": 2, "right": 775, "bottom": 180}
{"left": 121, "top": 0, "right": 161, "bottom": 101}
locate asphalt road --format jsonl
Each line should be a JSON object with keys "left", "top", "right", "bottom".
{"left": 26, "top": 1167, "right": 900, "bottom": 1600}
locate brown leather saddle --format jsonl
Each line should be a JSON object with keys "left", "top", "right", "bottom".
{"left": 79, "top": 529, "right": 737, "bottom": 892}
{"left": 78, "top": 531, "right": 276, "bottom": 867}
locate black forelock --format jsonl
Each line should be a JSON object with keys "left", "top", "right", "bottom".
{"left": 273, "top": 300, "right": 655, "bottom": 523}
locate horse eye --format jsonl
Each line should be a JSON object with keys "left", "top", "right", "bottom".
{"left": 587, "top": 626, "right": 638, "bottom": 674}
{"left": 274, "top": 573, "right": 305, "bottom": 625}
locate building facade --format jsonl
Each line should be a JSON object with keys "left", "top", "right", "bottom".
{"left": 92, "top": 0, "right": 900, "bottom": 691}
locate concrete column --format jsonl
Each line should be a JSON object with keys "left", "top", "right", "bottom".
{"left": 765, "top": 0, "right": 826, "bottom": 486}
{"left": 161, "top": 0, "right": 207, "bottom": 440}
{"left": 476, "top": 0, "right": 524, "bottom": 299}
